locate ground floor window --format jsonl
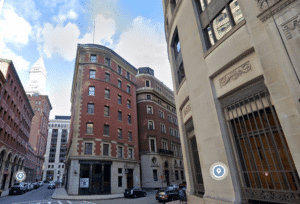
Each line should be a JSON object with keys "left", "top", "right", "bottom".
{"left": 222, "top": 85, "right": 300, "bottom": 204}
{"left": 153, "top": 170, "right": 158, "bottom": 181}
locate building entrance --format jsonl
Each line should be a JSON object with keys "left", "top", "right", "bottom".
{"left": 165, "top": 170, "right": 170, "bottom": 186}
{"left": 79, "top": 161, "right": 111, "bottom": 195}
{"left": 1, "top": 174, "right": 7, "bottom": 190}
{"left": 127, "top": 169, "right": 133, "bottom": 189}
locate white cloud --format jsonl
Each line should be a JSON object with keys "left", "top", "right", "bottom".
{"left": 0, "top": 7, "right": 31, "bottom": 70}
{"left": 115, "top": 17, "right": 173, "bottom": 90}
{"left": 52, "top": 10, "right": 79, "bottom": 24}
{"left": 42, "top": 14, "right": 116, "bottom": 61}
{"left": 42, "top": 22, "right": 80, "bottom": 61}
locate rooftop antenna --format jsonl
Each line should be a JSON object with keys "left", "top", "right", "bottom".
{"left": 93, "top": 18, "right": 95, "bottom": 44}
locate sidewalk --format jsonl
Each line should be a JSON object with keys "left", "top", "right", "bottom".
{"left": 52, "top": 187, "right": 124, "bottom": 200}
{"left": 0, "top": 190, "right": 9, "bottom": 198}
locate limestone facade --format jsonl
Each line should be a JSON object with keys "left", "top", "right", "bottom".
{"left": 163, "top": 0, "right": 300, "bottom": 203}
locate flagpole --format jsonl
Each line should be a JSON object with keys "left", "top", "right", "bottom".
{"left": 93, "top": 19, "right": 95, "bottom": 44}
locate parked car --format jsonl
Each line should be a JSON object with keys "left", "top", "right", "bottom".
{"left": 23, "top": 183, "right": 29, "bottom": 192}
{"left": 28, "top": 183, "right": 34, "bottom": 191}
{"left": 43, "top": 180, "right": 50, "bottom": 183}
{"left": 38, "top": 181, "right": 43, "bottom": 186}
{"left": 155, "top": 187, "right": 179, "bottom": 203}
{"left": 48, "top": 182, "right": 56, "bottom": 189}
{"left": 9, "top": 182, "right": 26, "bottom": 195}
{"left": 124, "top": 187, "right": 147, "bottom": 198}
{"left": 179, "top": 181, "right": 186, "bottom": 189}
{"left": 168, "top": 184, "right": 179, "bottom": 191}
{"left": 32, "top": 182, "right": 39, "bottom": 189}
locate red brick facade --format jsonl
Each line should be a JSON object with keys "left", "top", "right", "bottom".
{"left": 27, "top": 94, "right": 52, "bottom": 181}
{"left": 0, "top": 59, "right": 34, "bottom": 190}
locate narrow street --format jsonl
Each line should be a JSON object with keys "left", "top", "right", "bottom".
{"left": 0, "top": 187, "right": 169, "bottom": 204}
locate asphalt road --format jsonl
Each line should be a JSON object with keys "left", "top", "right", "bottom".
{"left": 0, "top": 186, "right": 163, "bottom": 204}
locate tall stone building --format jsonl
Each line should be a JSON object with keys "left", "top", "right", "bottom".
{"left": 163, "top": 0, "right": 300, "bottom": 203}
{"left": 26, "top": 57, "right": 52, "bottom": 181}
{"left": 43, "top": 116, "right": 70, "bottom": 182}
{"left": 0, "top": 59, "right": 34, "bottom": 192}
{"left": 66, "top": 44, "right": 140, "bottom": 195}
{"left": 136, "top": 67, "right": 184, "bottom": 189}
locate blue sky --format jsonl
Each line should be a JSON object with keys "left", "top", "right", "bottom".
{"left": 0, "top": 0, "right": 172, "bottom": 119}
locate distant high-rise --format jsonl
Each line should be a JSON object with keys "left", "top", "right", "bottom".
{"left": 26, "top": 57, "right": 47, "bottom": 95}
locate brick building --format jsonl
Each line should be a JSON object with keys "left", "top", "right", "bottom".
{"left": 136, "top": 67, "right": 184, "bottom": 189}
{"left": 27, "top": 94, "right": 52, "bottom": 181}
{"left": 0, "top": 59, "right": 34, "bottom": 191}
{"left": 66, "top": 44, "right": 140, "bottom": 195}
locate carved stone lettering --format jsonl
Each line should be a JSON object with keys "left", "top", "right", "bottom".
{"left": 219, "top": 61, "right": 251, "bottom": 88}
{"left": 256, "top": 0, "right": 280, "bottom": 11}
{"left": 183, "top": 104, "right": 191, "bottom": 117}
{"left": 281, "top": 16, "right": 300, "bottom": 40}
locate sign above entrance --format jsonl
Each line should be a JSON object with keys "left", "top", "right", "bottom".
{"left": 80, "top": 178, "right": 89, "bottom": 188}
{"left": 210, "top": 162, "right": 228, "bottom": 181}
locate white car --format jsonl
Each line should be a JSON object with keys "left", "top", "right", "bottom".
{"left": 38, "top": 181, "right": 43, "bottom": 186}
{"left": 168, "top": 184, "right": 179, "bottom": 190}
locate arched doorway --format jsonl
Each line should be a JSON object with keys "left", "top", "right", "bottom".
{"left": 164, "top": 161, "right": 170, "bottom": 186}
{"left": 9, "top": 155, "right": 18, "bottom": 188}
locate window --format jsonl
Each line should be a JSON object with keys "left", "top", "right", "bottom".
{"left": 118, "top": 80, "right": 122, "bottom": 88}
{"left": 35, "top": 101, "right": 38, "bottom": 104}
{"left": 104, "top": 124, "right": 109, "bottom": 136}
{"left": 118, "top": 111, "right": 122, "bottom": 121}
{"left": 90, "top": 55, "right": 97, "bottom": 62}
{"left": 158, "top": 100, "right": 162, "bottom": 105}
{"left": 48, "top": 165, "right": 50, "bottom": 168}
{"left": 146, "top": 94, "right": 151, "bottom": 100}
{"left": 129, "top": 148, "right": 133, "bottom": 159}
{"left": 104, "top": 106, "right": 110, "bottom": 117}
{"left": 118, "top": 168, "right": 122, "bottom": 174}
{"left": 39, "top": 101, "right": 41, "bottom": 105}
{"left": 202, "top": 0, "right": 244, "bottom": 49}
{"left": 126, "top": 71, "right": 130, "bottom": 80}
{"left": 88, "top": 86, "right": 95, "bottom": 96}
{"left": 159, "top": 110, "right": 164, "bottom": 119}
{"left": 58, "top": 165, "right": 60, "bottom": 168}
{"left": 145, "top": 80, "right": 150, "bottom": 87}
{"left": 62, "top": 165, "right": 64, "bottom": 168}
{"left": 168, "top": 115, "right": 172, "bottom": 122}
{"left": 118, "top": 128, "right": 122, "bottom": 139}
{"left": 172, "top": 30, "right": 181, "bottom": 58}
{"left": 118, "top": 176, "right": 122, "bottom": 187}
{"left": 87, "top": 103, "right": 94, "bottom": 114}
{"left": 118, "top": 95, "right": 122, "bottom": 104}
{"left": 153, "top": 170, "right": 158, "bottom": 181}
{"left": 127, "top": 85, "right": 131, "bottom": 94}
{"left": 160, "top": 124, "right": 166, "bottom": 133}
{"left": 86, "top": 123, "right": 93, "bottom": 134}
{"left": 128, "top": 131, "right": 132, "bottom": 142}
{"left": 118, "top": 146, "right": 123, "bottom": 158}
{"left": 117, "top": 66, "right": 122, "bottom": 74}
{"left": 162, "top": 140, "right": 168, "bottom": 150}
{"left": 103, "top": 144, "right": 109, "bottom": 156}
{"left": 105, "top": 89, "right": 110, "bottom": 99}
{"left": 148, "top": 120, "right": 154, "bottom": 130}
{"left": 85, "top": 143, "right": 93, "bottom": 155}
{"left": 128, "top": 115, "right": 131, "bottom": 124}
{"left": 147, "top": 106, "right": 153, "bottom": 114}
{"left": 127, "top": 100, "right": 131, "bottom": 109}
{"left": 175, "top": 130, "right": 179, "bottom": 138}
{"left": 38, "top": 108, "right": 40, "bottom": 111}
{"left": 90, "top": 70, "right": 96, "bottom": 78}
{"left": 150, "top": 138, "right": 156, "bottom": 152}
{"left": 105, "top": 72, "right": 110, "bottom": 82}
{"left": 175, "top": 170, "right": 179, "bottom": 180}
{"left": 105, "top": 57, "right": 111, "bottom": 67}
{"left": 177, "top": 62, "right": 185, "bottom": 85}
{"left": 173, "top": 118, "right": 178, "bottom": 125}
{"left": 170, "top": 128, "right": 174, "bottom": 136}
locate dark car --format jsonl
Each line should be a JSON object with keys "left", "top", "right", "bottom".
{"left": 9, "top": 182, "right": 26, "bottom": 195}
{"left": 155, "top": 187, "right": 179, "bottom": 203}
{"left": 43, "top": 180, "right": 50, "bottom": 183}
{"left": 124, "top": 187, "right": 147, "bottom": 198}
{"left": 48, "top": 182, "right": 56, "bottom": 189}
{"left": 32, "top": 182, "right": 39, "bottom": 189}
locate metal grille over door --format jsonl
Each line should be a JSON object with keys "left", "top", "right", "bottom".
{"left": 223, "top": 89, "right": 300, "bottom": 203}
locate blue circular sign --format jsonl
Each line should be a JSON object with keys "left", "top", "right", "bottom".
{"left": 213, "top": 165, "right": 225, "bottom": 177}
{"left": 15, "top": 170, "right": 26, "bottom": 182}
{"left": 210, "top": 162, "right": 228, "bottom": 180}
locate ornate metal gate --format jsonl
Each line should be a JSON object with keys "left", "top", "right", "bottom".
{"left": 222, "top": 85, "right": 300, "bottom": 203}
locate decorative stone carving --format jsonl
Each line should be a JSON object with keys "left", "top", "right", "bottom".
{"left": 183, "top": 104, "right": 191, "bottom": 117}
{"left": 256, "top": 0, "right": 281, "bottom": 11}
{"left": 257, "top": 0, "right": 298, "bottom": 22}
{"left": 281, "top": 15, "right": 300, "bottom": 40}
{"left": 219, "top": 61, "right": 251, "bottom": 88}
